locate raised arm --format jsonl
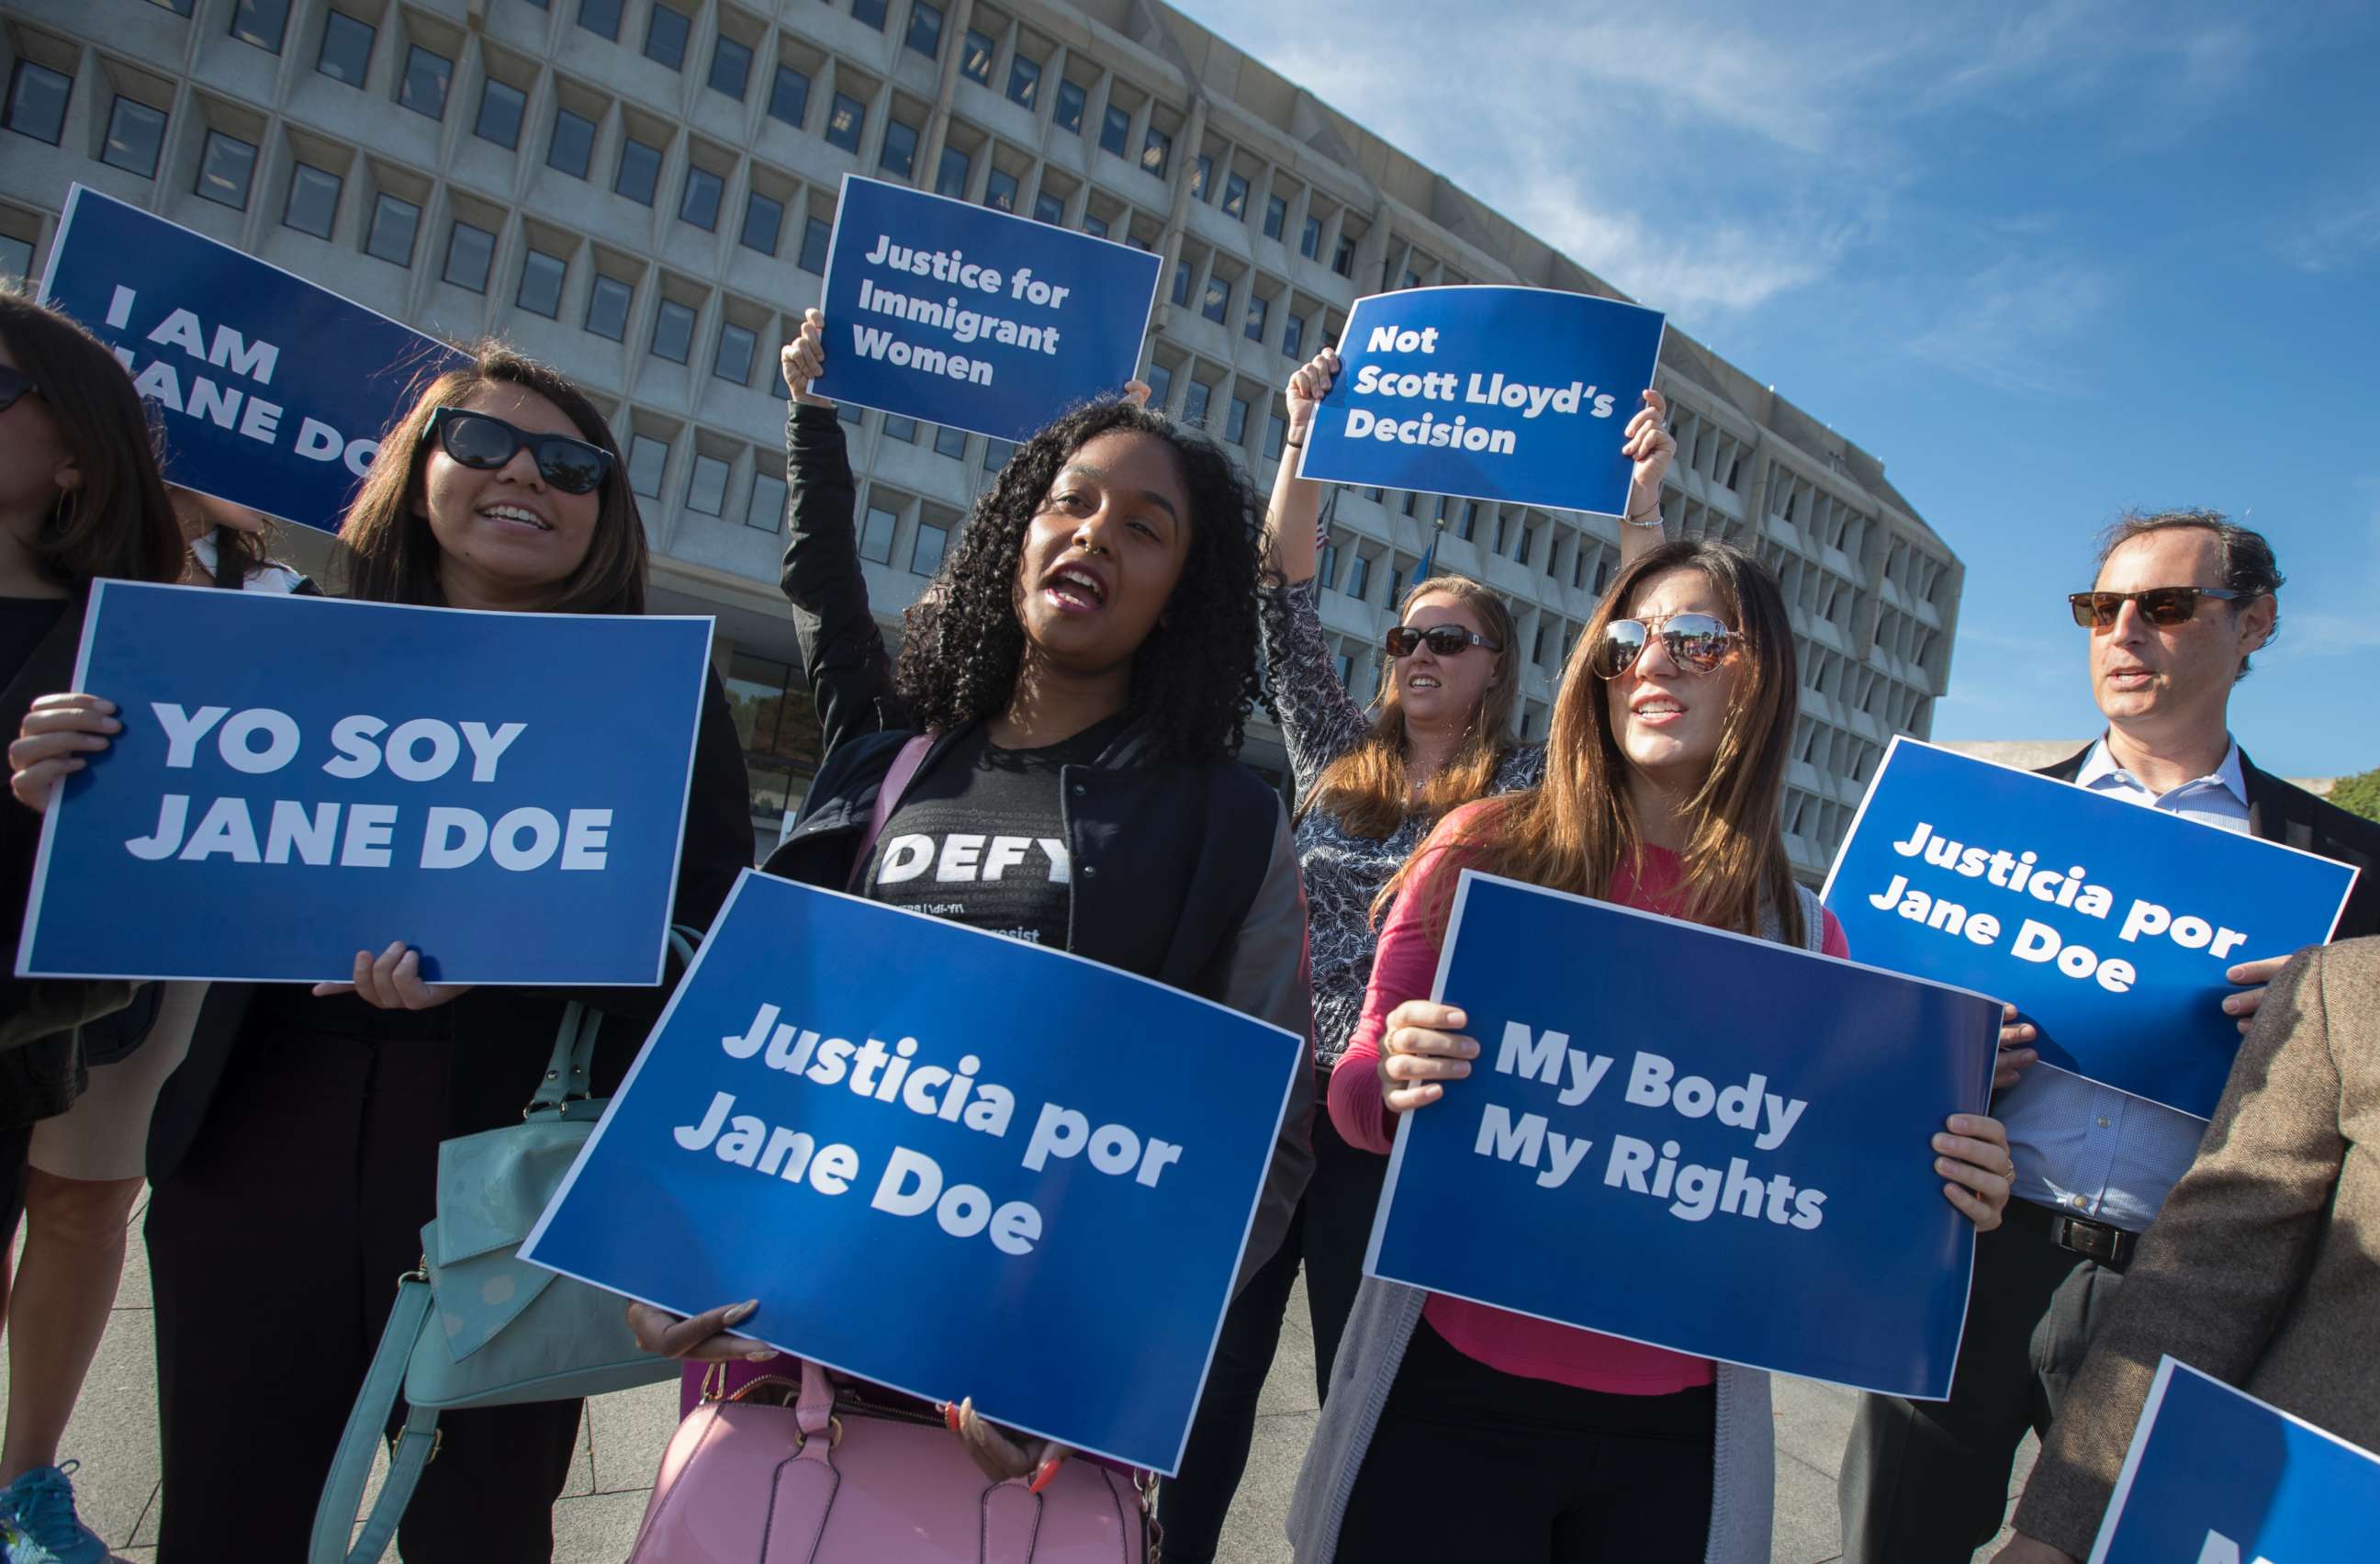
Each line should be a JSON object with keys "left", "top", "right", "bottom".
{"left": 1263, "top": 348, "right": 1338, "bottom": 587}
{"left": 1612, "top": 388, "right": 1679, "bottom": 574}
{"left": 1257, "top": 349, "right": 1373, "bottom": 793}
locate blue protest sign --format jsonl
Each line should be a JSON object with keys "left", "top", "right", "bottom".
{"left": 1296, "top": 286, "right": 1667, "bottom": 516}
{"left": 1364, "top": 871, "right": 1998, "bottom": 1399}
{"left": 2091, "top": 1357, "right": 2380, "bottom": 1564}
{"left": 16, "top": 582, "right": 713, "bottom": 985}
{"left": 812, "top": 174, "right": 1162, "bottom": 445}
{"left": 39, "top": 184, "right": 466, "bottom": 533}
{"left": 522, "top": 871, "right": 1306, "bottom": 1473}
{"left": 1822, "top": 738, "right": 2357, "bottom": 1120}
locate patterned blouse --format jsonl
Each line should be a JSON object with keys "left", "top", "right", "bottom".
{"left": 1260, "top": 579, "right": 1544, "bottom": 1068}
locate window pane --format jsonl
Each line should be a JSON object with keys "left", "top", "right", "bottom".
{"left": 695, "top": 36, "right": 749, "bottom": 99}
{"left": 1033, "top": 191, "right": 1063, "bottom": 225}
{"left": 399, "top": 45, "right": 451, "bottom": 119}
{"left": 905, "top": 1, "right": 942, "bottom": 57}
{"left": 627, "top": 434, "right": 668, "bottom": 498}
{"left": 1083, "top": 213, "right": 1108, "bottom": 239}
{"left": 960, "top": 30, "right": 994, "bottom": 85}
{"left": 548, "top": 107, "right": 595, "bottom": 177}
{"left": 316, "top": 12, "right": 374, "bottom": 84}
{"left": 101, "top": 98, "right": 168, "bottom": 177}
{"left": 740, "top": 190, "right": 782, "bottom": 254}
{"left": 713, "top": 322, "right": 756, "bottom": 383}
{"left": 1300, "top": 215, "right": 1321, "bottom": 260}
{"left": 644, "top": 3, "right": 690, "bottom": 69}
{"left": 586, "top": 275, "right": 633, "bottom": 339}
{"left": 1221, "top": 172, "right": 1248, "bottom": 219}
{"left": 851, "top": 0, "right": 887, "bottom": 28}
{"left": 687, "top": 455, "right": 728, "bottom": 515}
{"left": 679, "top": 165, "right": 723, "bottom": 229}
{"left": 4, "top": 62, "right": 71, "bottom": 145}
{"left": 1199, "top": 275, "right": 1228, "bottom": 325}
{"left": 443, "top": 221, "right": 494, "bottom": 291}
{"left": 1226, "top": 396, "right": 1248, "bottom": 444}
{"left": 283, "top": 163, "right": 342, "bottom": 237}
{"left": 932, "top": 424, "right": 967, "bottom": 458}
{"left": 230, "top": 0, "right": 291, "bottom": 53}
{"left": 1181, "top": 379, "right": 1209, "bottom": 425}
{"left": 910, "top": 519, "right": 948, "bottom": 576}
{"left": 616, "top": 137, "right": 662, "bottom": 205}
{"left": 1170, "top": 261, "right": 1191, "bottom": 307}
{"left": 578, "top": 0, "right": 621, "bottom": 40}
{"left": 880, "top": 116, "right": 918, "bottom": 178}
{"left": 1006, "top": 54, "right": 1039, "bottom": 109}
{"left": 475, "top": 78, "right": 526, "bottom": 148}
{"left": 1347, "top": 554, "right": 1369, "bottom": 601}
{"left": 196, "top": 130, "right": 258, "bottom": 209}
{"left": 1054, "top": 78, "right": 1085, "bottom": 133}
{"left": 1264, "top": 411, "right": 1285, "bottom": 459}
{"left": 517, "top": 248, "right": 566, "bottom": 317}
{"left": 0, "top": 236, "right": 32, "bottom": 285}
{"left": 798, "top": 216, "right": 832, "bottom": 274}
{"left": 1332, "top": 236, "right": 1355, "bottom": 276}
{"left": 746, "top": 474, "right": 787, "bottom": 532}
{"left": 651, "top": 298, "right": 695, "bottom": 363}
{"left": 768, "top": 64, "right": 809, "bottom": 127}
{"left": 1190, "top": 154, "right": 1210, "bottom": 200}
{"left": 1140, "top": 126, "right": 1170, "bottom": 179}
{"left": 1263, "top": 195, "right": 1286, "bottom": 240}
{"left": 934, "top": 145, "right": 970, "bottom": 199}
{"left": 1144, "top": 361, "right": 1171, "bottom": 406}
{"left": 859, "top": 505, "right": 896, "bottom": 564}
{"left": 1244, "top": 294, "right": 1267, "bottom": 342}
{"left": 365, "top": 192, "right": 420, "bottom": 265}
{"left": 882, "top": 415, "right": 917, "bottom": 444}
{"left": 1283, "top": 313, "right": 1304, "bottom": 360}
{"left": 983, "top": 168, "right": 1016, "bottom": 213}
{"left": 1098, "top": 104, "right": 1129, "bottom": 157}
{"left": 825, "top": 92, "right": 865, "bottom": 152}
{"left": 982, "top": 439, "right": 1013, "bottom": 472}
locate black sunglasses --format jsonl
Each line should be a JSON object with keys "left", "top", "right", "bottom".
{"left": 421, "top": 407, "right": 613, "bottom": 495}
{"left": 1385, "top": 624, "right": 1501, "bottom": 659}
{"left": 1589, "top": 612, "right": 1742, "bottom": 679}
{"left": 2067, "top": 587, "right": 2247, "bottom": 630}
{"left": 0, "top": 364, "right": 36, "bottom": 416}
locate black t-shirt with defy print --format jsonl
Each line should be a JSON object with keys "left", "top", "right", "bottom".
{"left": 860, "top": 714, "right": 1129, "bottom": 947}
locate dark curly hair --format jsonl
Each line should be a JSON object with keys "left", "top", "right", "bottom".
{"left": 892, "top": 399, "right": 1268, "bottom": 764}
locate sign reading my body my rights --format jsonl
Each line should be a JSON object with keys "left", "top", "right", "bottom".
{"left": 812, "top": 174, "right": 1162, "bottom": 445}
{"left": 1366, "top": 872, "right": 1999, "bottom": 1400}
{"left": 1823, "top": 738, "right": 2358, "bottom": 1120}
{"left": 16, "top": 583, "right": 713, "bottom": 986}
{"left": 522, "top": 871, "right": 1307, "bottom": 1474}
{"left": 41, "top": 185, "right": 466, "bottom": 533}
{"left": 2092, "top": 1357, "right": 2380, "bottom": 1564}
{"left": 1297, "top": 286, "right": 1667, "bottom": 517}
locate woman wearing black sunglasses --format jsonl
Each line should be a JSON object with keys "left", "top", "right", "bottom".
{"left": 10, "top": 343, "right": 755, "bottom": 1561}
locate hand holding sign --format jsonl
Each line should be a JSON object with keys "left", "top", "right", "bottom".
{"left": 1620, "top": 389, "right": 1678, "bottom": 524}
{"left": 9, "top": 693, "right": 123, "bottom": 810}
{"left": 779, "top": 309, "right": 832, "bottom": 409}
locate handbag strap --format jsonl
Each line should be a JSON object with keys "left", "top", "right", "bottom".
{"left": 524, "top": 925, "right": 701, "bottom": 1118}
{"left": 847, "top": 733, "right": 935, "bottom": 892}
{"left": 311, "top": 1276, "right": 439, "bottom": 1564}
{"left": 795, "top": 1357, "right": 838, "bottom": 1442}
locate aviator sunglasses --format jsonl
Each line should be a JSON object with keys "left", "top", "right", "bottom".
{"left": 0, "top": 364, "right": 36, "bottom": 416}
{"left": 1589, "top": 612, "right": 1742, "bottom": 679}
{"left": 421, "top": 407, "right": 613, "bottom": 495}
{"left": 2066, "top": 586, "right": 2247, "bottom": 630}
{"left": 1385, "top": 624, "right": 1503, "bottom": 658}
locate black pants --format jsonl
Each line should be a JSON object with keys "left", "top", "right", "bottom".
{"left": 1334, "top": 1318, "right": 1714, "bottom": 1562}
{"left": 1837, "top": 1200, "right": 2127, "bottom": 1562}
{"left": 147, "top": 1025, "right": 581, "bottom": 1562}
{"left": 1159, "top": 1097, "right": 1385, "bottom": 1563}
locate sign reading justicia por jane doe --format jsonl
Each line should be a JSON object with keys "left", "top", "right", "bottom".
{"left": 812, "top": 174, "right": 1162, "bottom": 444}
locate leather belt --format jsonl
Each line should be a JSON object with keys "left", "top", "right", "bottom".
{"left": 2010, "top": 1197, "right": 2139, "bottom": 1270}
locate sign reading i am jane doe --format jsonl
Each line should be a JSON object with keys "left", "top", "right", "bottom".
{"left": 1366, "top": 872, "right": 1999, "bottom": 1400}
{"left": 1822, "top": 738, "right": 2357, "bottom": 1120}
{"left": 522, "top": 871, "right": 1308, "bottom": 1475}
{"left": 16, "top": 583, "right": 713, "bottom": 987}
{"left": 1296, "top": 286, "right": 1667, "bottom": 517}
{"left": 2090, "top": 1357, "right": 2380, "bottom": 1564}
{"left": 812, "top": 174, "right": 1163, "bottom": 445}
{"left": 40, "top": 185, "right": 466, "bottom": 534}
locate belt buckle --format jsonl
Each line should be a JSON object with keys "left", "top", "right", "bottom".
{"left": 2055, "top": 1215, "right": 2123, "bottom": 1265}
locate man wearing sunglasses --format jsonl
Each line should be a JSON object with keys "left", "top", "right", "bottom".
{"left": 1841, "top": 509, "right": 2380, "bottom": 1564}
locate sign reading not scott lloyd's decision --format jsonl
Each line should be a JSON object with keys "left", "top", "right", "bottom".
{"left": 811, "top": 174, "right": 1162, "bottom": 445}
{"left": 1295, "top": 286, "right": 1667, "bottom": 517}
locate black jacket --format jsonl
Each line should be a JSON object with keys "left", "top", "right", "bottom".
{"left": 2039, "top": 744, "right": 2380, "bottom": 940}
{"left": 763, "top": 403, "right": 1315, "bottom": 1288}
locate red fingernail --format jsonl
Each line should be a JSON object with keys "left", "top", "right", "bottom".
{"left": 1030, "top": 1456, "right": 1065, "bottom": 1493}
{"left": 943, "top": 1401, "right": 962, "bottom": 1434}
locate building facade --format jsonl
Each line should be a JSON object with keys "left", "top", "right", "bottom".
{"left": 0, "top": 0, "right": 1962, "bottom": 876}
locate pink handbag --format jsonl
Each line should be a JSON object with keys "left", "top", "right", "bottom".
{"left": 627, "top": 1361, "right": 1151, "bottom": 1563}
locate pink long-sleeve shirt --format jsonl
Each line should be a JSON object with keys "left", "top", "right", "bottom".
{"left": 1331, "top": 805, "right": 1848, "bottom": 1394}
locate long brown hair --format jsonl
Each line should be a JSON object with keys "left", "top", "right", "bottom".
{"left": 0, "top": 288, "right": 183, "bottom": 588}
{"left": 337, "top": 342, "right": 646, "bottom": 612}
{"left": 1300, "top": 572, "right": 1521, "bottom": 838}
{"left": 1381, "top": 540, "right": 1802, "bottom": 944}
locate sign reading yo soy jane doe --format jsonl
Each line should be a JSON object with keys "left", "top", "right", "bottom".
{"left": 41, "top": 185, "right": 466, "bottom": 533}
{"left": 17, "top": 584, "right": 713, "bottom": 987}
{"left": 1297, "top": 286, "right": 1667, "bottom": 517}
{"left": 522, "top": 872, "right": 1308, "bottom": 1475}
{"left": 1822, "top": 738, "right": 2357, "bottom": 1120}
{"left": 812, "top": 174, "right": 1163, "bottom": 445}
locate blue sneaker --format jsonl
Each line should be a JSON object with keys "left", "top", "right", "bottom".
{"left": 0, "top": 1461, "right": 107, "bottom": 1564}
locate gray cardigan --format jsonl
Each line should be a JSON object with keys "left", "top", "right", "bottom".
{"left": 1285, "top": 884, "right": 1824, "bottom": 1564}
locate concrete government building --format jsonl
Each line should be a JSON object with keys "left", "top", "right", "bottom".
{"left": 0, "top": 0, "right": 1963, "bottom": 876}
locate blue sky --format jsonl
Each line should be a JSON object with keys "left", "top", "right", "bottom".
{"left": 1178, "top": 0, "right": 2380, "bottom": 777}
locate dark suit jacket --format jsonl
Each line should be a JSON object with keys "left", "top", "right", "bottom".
{"left": 2039, "top": 744, "right": 2380, "bottom": 940}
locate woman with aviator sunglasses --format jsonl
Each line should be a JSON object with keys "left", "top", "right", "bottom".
{"left": 10, "top": 343, "right": 755, "bottom": 1561}
{"left": 1285, "top": 540, "right": 2014, "bottom": 1563}
{"left": 1158, "top": 348, "right": 1678, "bottom": 1560}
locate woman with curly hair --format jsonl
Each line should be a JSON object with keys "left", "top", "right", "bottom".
{"left": 625, "top": 309, "right": 1314, "bottom": 1497}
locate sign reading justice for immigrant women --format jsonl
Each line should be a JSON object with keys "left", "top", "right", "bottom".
{"left": 812, "top": 174, "right": 1163, "bottom": 445}
{"left": 1366, "top": 872, "right": 2000, "bottom": 1401}
{"left": 16, "top": 584, "right": 713, "bottom": 988}
{"left": 522, "top": 872, "right": 1308, "bottom": 1475}
{"left": 1296, "top": 285, "right": 1667, "bottom": 518}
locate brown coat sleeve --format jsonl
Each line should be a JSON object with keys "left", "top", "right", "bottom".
{"left": 2010, "top": 945, "right": 2345, "bottom": 1556}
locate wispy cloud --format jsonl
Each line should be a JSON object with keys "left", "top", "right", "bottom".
{"left": 1903, "top": 256, "right": 2112, "bottom": 393}
{"left": 2275, "top": 185, "right": 2380, "bottom": 275}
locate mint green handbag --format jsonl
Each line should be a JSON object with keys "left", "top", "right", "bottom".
{"left": 310, "top": 931, "right": 695, "bottom": 1564}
